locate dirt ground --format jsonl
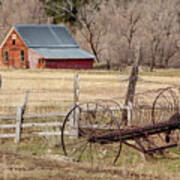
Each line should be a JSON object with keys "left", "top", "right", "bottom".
{"left": 0, "top": 150, "right": 167, "bottom": 180}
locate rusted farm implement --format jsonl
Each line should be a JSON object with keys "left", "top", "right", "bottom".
{"left": 61, "top": 87, "right": 180, "bottom": 165}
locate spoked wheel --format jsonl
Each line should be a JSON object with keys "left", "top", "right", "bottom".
{"left": 152, "top": 87, "right": 179, "bottom": 124}
{"left": 95, "top": 99, "right": 123, "bottom": 124}
{"left": 165, "top": 113, "right": 180, "bottom": 146}
{"left": 61, "top": 102, "right": 122, "bottom": 166}
{"left": 151, "top": 87, "right": 180, "bottom": 154}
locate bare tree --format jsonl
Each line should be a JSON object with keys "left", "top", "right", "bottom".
{"left": 119, "top": 3, "right": 141, "bottom": 49}
{"left": 1, "top": 0, "right": 179, "bottom": 70}
{"left": 43, "top": 0, "right": 106, "bottom": 63}
{"left": 144, "top": 0, "right": 179, "bottom": 71}
{"left": 122, "top": 42, "right": 141, "bottom": 125}
{"left": 118, "top": 1, "right": 142, "bottom": 65}
{"left": 77, "top": 2, "right": 107, "bottom": 63}
{"left": 0, "top": 0, "right": 46, "bottom": 41}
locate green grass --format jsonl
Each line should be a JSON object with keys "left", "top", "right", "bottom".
{"left": 0, "top": 137, "right": 47, "bottom": 155}
{"left": 0, "top": 137, "right": 179, "bottom": 179}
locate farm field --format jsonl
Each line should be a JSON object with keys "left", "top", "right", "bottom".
{"left": 0, "top": 138, "right": 179, "bottom": 180}
{"left": 0, "top": 68, "right": 180, "bottom": 179}
{"left": 1, "top": 68, "right": 180, "bottom": 114}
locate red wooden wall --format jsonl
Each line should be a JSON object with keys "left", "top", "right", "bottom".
{"left": 44, "top": 59, "right": 93, "bottom": 69}
{"left": 0, "top": 28, "right": 94, "bottom": 70}
{"left": 0, "top": 29, "right": 28, "bottom": 68}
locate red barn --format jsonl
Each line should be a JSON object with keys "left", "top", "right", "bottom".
{"left": 0, "top": 24, "right": 94, "bottom": 69}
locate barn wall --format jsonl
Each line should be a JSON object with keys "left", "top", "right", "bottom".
{"left": 0, "top": 29, "right": 28, "bottom": 68}
{"left": 28, "top": 49, "right": 42, "bottom": 69}
{"left": 44, "top": 59, "right": 94, "bottom": 69}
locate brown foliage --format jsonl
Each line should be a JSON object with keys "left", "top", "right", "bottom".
{"left": 75, "top": 0, "right": 180, "bottom": 70}
{"left": 1, "top": 0, "right": 180, "bottom": 70}
{"left": 0, "top": 0, "right": 46, "bottom": 42}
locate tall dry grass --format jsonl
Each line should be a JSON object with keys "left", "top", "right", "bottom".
{"left": 0, "top": 68, "right": 180, "bottom": 114}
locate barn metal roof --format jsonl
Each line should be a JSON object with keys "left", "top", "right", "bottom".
{"left": 31, "top": 48, "right": 94, "bottom": 59}
{"left": 13, "top": 24, "right": 94, "bottom": 60}
{"left": 14, "top": 24, "right": 78, "bottom": 48}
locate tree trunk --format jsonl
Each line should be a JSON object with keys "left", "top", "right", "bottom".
{"left": 150, "top": 58, "right": 155, "bottom": 72}
{"left": 88, "top": 30, "right": 100, "bottom": 63}
{"left": 164, "top": 58, "right": 169, "bottom": 68}
{"left": 106, "top": 59, "right": 111, "bottom": 70}
{"left": 122, "top": 42, "right": 141, "bottom": 126}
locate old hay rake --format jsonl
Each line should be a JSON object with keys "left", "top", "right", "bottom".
{"left": 60, "top": 87, "right": 180, "bottom": 165}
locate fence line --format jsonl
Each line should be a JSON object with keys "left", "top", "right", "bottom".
{"left": 0, "top": 112, "right": 66, "bottom": 120}
{"left": 0, "top": 122, "right": 63, "bottom": 129}
{"left": 0, "top": 74, "right": 80, "bottom": 143}
{"left": 0, "top": 73, "right": 175, "bottom": 143}
{"left": 0, "top": 106, "right": 66, "bottom": 143}
{"left": 0, "top": 103, "right": 176, "bottom": 142}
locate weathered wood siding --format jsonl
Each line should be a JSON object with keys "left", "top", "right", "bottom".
{"left": 44, "top": 59, "right": 94, "bottom": 69}
{"left": 28, "top": 49, "right": 42, "bottom": 69}
{"left": 0, "top": 29, "right": 28, "bottom": 68}
{"left": 0, "top": 28, "right": 94, "bottom": 70}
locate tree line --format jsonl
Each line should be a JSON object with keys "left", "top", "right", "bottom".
{"left": 1, "top": 0, "right": 180, "bottom": 71}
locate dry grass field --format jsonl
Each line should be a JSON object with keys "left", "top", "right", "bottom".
{"left": 0, "top": 68, "right": 180, "bottom": 179}
{"left": 1, "top": 68, "right": 180, "bottom": 114}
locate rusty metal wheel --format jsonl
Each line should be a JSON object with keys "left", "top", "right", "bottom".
{"left": 165, "top": 114, "right": 180, "bottom": 146}
{"left": 152, "top": 87, "right": 179, "bottom": 124}
{"left": 61, "top": 102, "right": 122, "bottom": 166}
{"left": 151, "top": 87, "right": 180, "bottom": 151}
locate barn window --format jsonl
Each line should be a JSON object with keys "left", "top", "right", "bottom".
{"left": 4, "top": 50, "right": 9, "bottom": 63}
{"left": 12, "top": 39, "right": 16, "bottom": 45}
{"left": 20, "top": 50, "right": 25, "bottom": 62}
{"left": 12, "top": 34, "right": 16, "bottom": 45}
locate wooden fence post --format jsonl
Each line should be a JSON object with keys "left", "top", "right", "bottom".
{"left": 71, "top": 73, "right": 80, "bottom": 137}
{"left": 15, "top": 106, "right": 23, "bottom": 143}
{"left": 122, "top": 42, "right": 141, "bottom": 125}
{"left": 15, "top": 89, "right": 29, "bottom": 143}
{"left": 127, "top": 101, "right": 132, "bottom": 126}
{"left": 23, "top": 89, "right": 29, "bottom": 108}
{"left": 0, "top": 74, "right": 2, "bottom": 88}
{"left": 22, "top": 89, "right": 29, "bottom": 120}
{"left": 74, "top": 73, "right": 79, "bottom": 103}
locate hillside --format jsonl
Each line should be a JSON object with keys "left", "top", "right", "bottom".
{"left": 1, "top": 0, "right": 180, "bottom": 70}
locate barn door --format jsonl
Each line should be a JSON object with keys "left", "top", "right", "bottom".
{"left": 9, "top": 49, "right": 15, "bottom": 67}
{"left": 10, "top": 49, "right": 20, "bottom": 68}
{"left": 39, "top": 59, "right": 45, "bottom": 68}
